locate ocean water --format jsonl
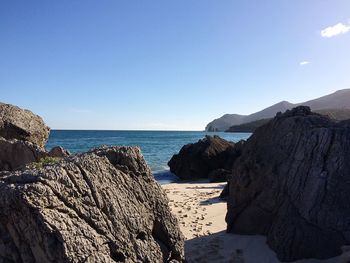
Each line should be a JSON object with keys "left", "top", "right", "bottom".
{"left": 46, "top": 130, "right": 251, "bottom": 184}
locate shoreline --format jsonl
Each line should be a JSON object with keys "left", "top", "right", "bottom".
{"left": 162, "top": 181, "right": 227, "bottom": 239}
{"left": 162, "top": 181, "right": 340, "bottom": 263}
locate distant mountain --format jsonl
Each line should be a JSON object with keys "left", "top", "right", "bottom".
{"left": 206, "top": 114, "right": 246, "bottom": 132}
{"left": 243, "top": 101, "right": 294, "bottom": 124}
{"left": 206, "top": 89, "right": 350, "bottom": 131}
{"left": 297, "top": 89, "right": 350, "bottom": 110}
{"left": 226, "top": 108, "right": 350, "bottom": 133}
{"left": 226, "top": 118, "right": 271, "bottom": 133}
{"left": 313, "top": 108, "right": 350, "bottom": 121}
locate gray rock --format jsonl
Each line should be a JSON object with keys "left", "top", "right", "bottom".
{"left": 207, "top": 168, "right": 231, "bottom": 183}
{"left": 89, "top": 145, "right": 150, "bottom": 175}
{"left": 0, "top": 103, "right": 50, "bottom": 148}
{"left": 48, "top": 146, "right": 70, "bottom": 158}
{"left": 226, "top": 106, "right": 350, "bottom": 261}
{"left": 0, "top": 137, "right": 47, "bottom": 171}
{"left": 339, "top": 246, "right": 350, "bottom": 263}
{"left": 168, "top": 136, "right": 240, "bottom": 180}
{"left": 0, "top": 146, "right": 184, "bottom": 262}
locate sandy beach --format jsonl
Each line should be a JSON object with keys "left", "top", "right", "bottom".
{"left": 162, "top": 182, "right": 339, "bottom": 263}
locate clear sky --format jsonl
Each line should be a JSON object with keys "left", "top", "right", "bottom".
{"left": 1, "top": 0, "right": 350, "bottom": 130}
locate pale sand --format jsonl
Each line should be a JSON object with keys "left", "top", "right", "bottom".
{"left": 162, "top": 182, "right": 339, "bottom": 263}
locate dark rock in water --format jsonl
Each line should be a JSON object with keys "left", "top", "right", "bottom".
{"left": 0, "top": 146, "right": 184, "bottom": 262}
{"left": 0, "top": 137, "right": 47, "bottom": 171}
{"left": 168, "top": 136, "right": 240, "bottom": 180}
{"left": 0, "top": 103, "right": 50, "bottom": 148}
{"left": 226, "top": 106, "right": 350, "bottom": 261}
{"left": 48, "top": 146, "right": 71, "bottom": 158}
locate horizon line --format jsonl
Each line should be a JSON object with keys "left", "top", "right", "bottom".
{"left": 50, "top": 129, "right": 207, "bottom": 132}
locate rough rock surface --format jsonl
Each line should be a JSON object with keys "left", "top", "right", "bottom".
{"left": 339, "top": 246, "right": 350, "bottom": 263}
{"left": 0, "top": 102, "right": 50, "bottom": 148}
{"left": 226, "top": 106, "right": 350, "bottom": 261}
{"left": 0, "top": 146, "right": 184, "bottom": 262}
{"left": 48, "top": 146, "right": 71, "bottom": 158}
{"left": 0, "top": 140, "right": 71, "bottom": 172}
{"left": 219, "top": 183, "right": 230, "bottom": 199}
{"left": 0, "top": 137, "right": 47, "bottom": 171}
{"left": 207, "top": 168, "right": 232, "bottom": 183}
{"left": 168, "top": 136, "right": 241, "bottom": 180}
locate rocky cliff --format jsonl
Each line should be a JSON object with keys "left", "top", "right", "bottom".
{"left": 226, "top": 106, "right": 350, "bottom": 261}
{"left": 0, "top": 146, "right": 185, "bottom": 262}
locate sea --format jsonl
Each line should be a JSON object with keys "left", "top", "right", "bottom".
{"left": 46, "top": 130, "right": 251, "bottom": 184}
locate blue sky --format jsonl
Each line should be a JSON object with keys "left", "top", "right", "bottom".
{"left": 1, "top": 0, "right": 350, "bottom": 130}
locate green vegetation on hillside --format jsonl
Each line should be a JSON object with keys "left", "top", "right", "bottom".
{"left": 226, "top": 118, "right": 271, "bottom": 132}
{"left": 226, "top": 108, "right": 350, "bottom": 133}
{"left": 314, "top": 108, "right": 350, "bottom": 121}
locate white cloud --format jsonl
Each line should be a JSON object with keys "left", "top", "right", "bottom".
{"left": 300, "top": 61, "right": 310, "bottom": 66}
{"left": 321, "top": 22, "right": 350, "bottom": 38}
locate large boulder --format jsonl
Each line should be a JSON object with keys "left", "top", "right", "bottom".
{"left": 168, "top": 136, "right": 242, "bottom": 180}
{"left": 48, "top": 146, "right": 71, "bottom": 158}
{"left": 0, "top": 139, "right": 71, "bottom": 172}
{"left": 226, "top": 106, "right": 350, "bottom": 261}
{"left": 0, "top": 137, "right": 47, "bottom": 171}
{"left": 0, "top": 103, "right": 50, "bottom": 148}
{"left": 0, "top": 146, "right": 184, "bottom": 262}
